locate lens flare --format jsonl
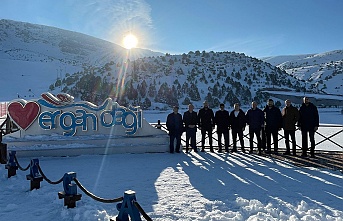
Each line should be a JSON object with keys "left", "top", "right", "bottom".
{"left": 123, "top": 34, "right": 138, "bottom": 49}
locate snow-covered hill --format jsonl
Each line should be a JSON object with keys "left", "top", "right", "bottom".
{"left": 0, "top": 19, "right": 162, "bottom": 101}
{"left": 262, "top": 51, "right": 343, "bottom": 95}
{"left": 1, "top": 19, "right": 342, "bottom": 109}
{"left": 49, "top": 50, "right": 306, "bottom": 109}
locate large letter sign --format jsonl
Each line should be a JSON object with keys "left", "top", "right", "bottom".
{"left": 8, "top": 93, "right": 143, "bottom": 137}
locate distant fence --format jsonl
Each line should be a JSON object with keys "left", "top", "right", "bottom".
{"left": 151, "top": 123, "right": 343, "bottom": 153}
{"left": 0, "top": 102, "right": 9, "bottom": 118}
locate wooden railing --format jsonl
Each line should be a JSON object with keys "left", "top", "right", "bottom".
{"left": 151, "top": 122, "right": 343, "bottom": 153}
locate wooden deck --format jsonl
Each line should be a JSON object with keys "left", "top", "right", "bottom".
{"left": 265, "top": 150, "right": 343, "bottom": 172}
{"left": 152, "top": 122, "right": 343, "bottom": 172}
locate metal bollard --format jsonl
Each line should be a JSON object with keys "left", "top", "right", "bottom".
{"left": 155, "top": 120, "right": 162, "bottom": 129}
{"left": 114, "top": 190, "right": 142, "bottom": 221}
{"left": 58, "top": 172, "right": 82, "bottom": 208}
{"left": 0, "top": 142, "right": 7, "bottom": 164}
{"left": 26, "top": 159, "right": 43, "bottom": 190}
{"left": 5, "top": 151, "right": 18, "bottom": 178}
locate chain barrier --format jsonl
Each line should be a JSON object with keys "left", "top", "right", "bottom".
{"left": 36, "top": 164, "right": 64, "bottom": 185}
{"left": 6, "top": 153, "right": 153, "bottom": 220}
{"left": 73, "top": 178, "right": 123, "bottom": 203}
{"left": 134, "top": 201, "right": 153, "bottom": 221}
{"left": 13, "top": 154, "right": 30, "bottom": 171}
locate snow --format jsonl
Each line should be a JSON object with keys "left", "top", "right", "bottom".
{"left": 1, "top": 149, "right": 343, "bottom": 220}
{"left": 261, "top": 54, "right": 315, "bottom": 66}
{"left": 1, "top": 112, "right": 343, "bottom": 221}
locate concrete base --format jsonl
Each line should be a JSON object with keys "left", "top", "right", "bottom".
{"left": 6, "top": 135, "right": 169, "bottom": 158}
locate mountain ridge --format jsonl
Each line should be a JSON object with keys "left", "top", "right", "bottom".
{"left": 1, "top": 19, "right": 342, "bottom": 109}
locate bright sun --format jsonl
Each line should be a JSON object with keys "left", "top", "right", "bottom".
{"left": 123, "top": 34, "right": 138, "bottom": 49}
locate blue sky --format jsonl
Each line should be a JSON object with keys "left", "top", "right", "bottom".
{"left": 1, "top": 0, "right": 343, "bottom": 57}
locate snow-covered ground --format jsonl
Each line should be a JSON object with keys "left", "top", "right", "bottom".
{"left": 1, "top": 148, "right": 342, "bottom": 220}
{"left": 0, "top": 109, "right": 342, "bottom": 220}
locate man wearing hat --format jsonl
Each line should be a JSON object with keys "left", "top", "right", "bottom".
{"left": 166, "top": 105, "right": 184, "bottom": 153}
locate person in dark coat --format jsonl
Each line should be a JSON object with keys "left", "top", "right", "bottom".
{"left": 246, "top": 101, "right": 264, "bottom": 155}
{"left": 183, "top": 103, "right": 198, "bottom": 153}
{"left": 198, "top": 101, "right": 215, "bottom": 152}
{"left": 166, "top": 106, "right": 184, "bottom": 153}
{"left": 282, "top": 99, "right": 300, "bottom": 156}
{"left": 229, "top": 103, "right": 246, "bottom": 153}
{"left": 298, "top": 97, "right": 319, "bottom": 158}
{"left": 214, "top": 103, "right": 230, "bottom": 153}
{"left": 263, "top": 99, "right": 282, "bottom": 154}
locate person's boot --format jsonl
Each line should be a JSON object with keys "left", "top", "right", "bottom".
{"left": 274, "top": 147, "right": 278, "bottom": 155}
{"left": 292, "top": 146, "right": 296, "bottom": 156}
{"left": 265, "top": 148, "right": 271, "bottom": 154}
{"left": 283, "top": 148, "right": 291, "bottom": 155}
{"left": 258, "top": 148, "right": 262, "bottom": 155}
{"left": 310, "top": 148, "right": 315, "bottom": 158}
{"left": 301, "top": 150, "right": 307, "bottom": 158}
{"left": 218, "top": 145, "right": 222, "bottom": 153}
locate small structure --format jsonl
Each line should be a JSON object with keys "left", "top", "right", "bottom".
{"left": 26, "top": 159, "right": 43, "bottom": 190}
{"left": 114, "top": 190, "right": 142, "bottom": 221}
{"left": 5, "top": 151, "right": 18, "bottom": 178}
{"left": 58, "top": 172, "right": 82, "bottom": 208}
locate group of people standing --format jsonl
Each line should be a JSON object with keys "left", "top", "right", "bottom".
{"left": 166, "top": 96, "right": 319, "bottom": 158}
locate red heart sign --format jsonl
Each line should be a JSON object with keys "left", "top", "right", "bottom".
{"left": 8, "top": 101, "right": 40, "bottom": 130}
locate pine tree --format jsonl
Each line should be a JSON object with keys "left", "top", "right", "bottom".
{"left": 126, "top": 80, "right": 138, "bottom": 100}
{"left": 182, "top": 97, "right": 191, "bottom": 105}
{"left": 189, "top": 83, "right": 201, "bottom": 101}
{"left": 143, "top": 97, "right": 152, "bottom": 109}
{"left": 139, "top": 80, "right": 147, "bottom": 97}
{"left": 155, "top": 83, "right": 170, "bottom": 103}
{"left": 148, "top": 84, "right": 156, "bottom": 97}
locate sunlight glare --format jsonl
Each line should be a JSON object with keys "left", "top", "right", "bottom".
{"left": 123, "top": 34, "right": 138, "bottom": 49}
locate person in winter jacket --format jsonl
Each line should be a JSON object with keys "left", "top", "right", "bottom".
{"left": 214, "top": 103, "right": 230, "bottom": 152}
{"left": 166, "top": 106, "right": 184, "bottom": 153}
{"left": 229, "top": 103, "right": 246, "bottom": 153}
{"left": 298, "top": 97, "right": 319, "bottom": 158}
{"left": 263, "top": 99, "right": 282, "bottom": 154}
{"left": 246, "top": 101, "right": 264, "bottom": 155}
{"left": 183, "top": 104, "right": 198, "bottom": 153}
{"left": 281, "top": 99, "right": 300, "bottom": 156}
{"left": 198, "top": 101, "right": 215, "bottom": 152}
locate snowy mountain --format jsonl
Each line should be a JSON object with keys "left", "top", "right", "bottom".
{"left": 51, "top": 51, "right": 304, "bottom": 109}
{"left": 1, "top": 19, "right": 342, "bottom": 109}
{"left": 0, "top": 19, "right": 162, "bottom": 101}
{"left": 262, "top": 50, "right": 343, "bottom": 95}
